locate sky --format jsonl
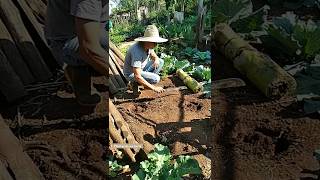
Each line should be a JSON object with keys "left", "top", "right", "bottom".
{"left": 109, "top": 0, "right": 120, "bottom": 15}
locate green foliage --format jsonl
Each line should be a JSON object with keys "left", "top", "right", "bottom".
{"left": 160, "top": 53, "right": 211, "bottom": 82}
{"left": 110, "top": 22, "right": 144, "bottom": 44}
{"left": 160, "top": 53, "right": 189, "bottom": 77}
{"left": 156, "top": 15, "right": 196, "bottom": 45}
{"left": 108, "top": 158, "right": 130, "bottom": 177}
{"left": 193, "top": 51, "right": 211, "bottom": 64}
{"left": 266, "top": 0, "right": 320, "bottom": 10}
{"left": 260, "top": 12, "right": 320, "bottom": 63}
{"left": 181, "top": 47, "right": 211, "bottom": 64}
{"left": 212, "top": 0, "right": 269, "bottom": 35}
{"left": 192, "top": 65, "right": 211, "bottom": 82}
{"left": 212, "top": 0, "right": 253, "bottom": 24}
{"left": 132, "top": 144, "right": 201, "bottom": 180}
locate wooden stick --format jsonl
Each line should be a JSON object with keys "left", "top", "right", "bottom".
{"left": 0, "top": 18, "right": 35, "bottom": 85}
{"left": 0, "top": 0, "right": 52, "bottom": 81}
{"left": 0, "top": 115, "right": 44, "bottom": 180}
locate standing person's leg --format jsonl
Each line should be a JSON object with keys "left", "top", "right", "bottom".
{"left": 47, "top": 34, "right": 107, "bottom": 106}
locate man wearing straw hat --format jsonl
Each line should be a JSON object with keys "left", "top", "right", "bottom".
{"left": 45, "top": 0, "right": 108, "bottom": 106}
{"left": 123, "top": 25, "right": 168, "bottom": 95}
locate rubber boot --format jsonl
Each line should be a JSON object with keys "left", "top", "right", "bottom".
{"left": 64, "top": 65, "right": 101, "bottom": 106}
{"left": 128, "top": 81, "right": 141, "bottom": 95}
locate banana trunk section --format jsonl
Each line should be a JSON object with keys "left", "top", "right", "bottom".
{"left": 213, "top": 23, "right": 297, "bottom": 99}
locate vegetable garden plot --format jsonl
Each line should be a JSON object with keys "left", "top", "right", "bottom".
{"left": 110, "top": 76, "right": 212, "bottom": 179}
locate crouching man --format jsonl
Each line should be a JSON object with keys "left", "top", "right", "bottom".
{"left": 123, "top": 25, "right": 167, "bottom": 95}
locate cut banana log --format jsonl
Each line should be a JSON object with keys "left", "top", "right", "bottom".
{"left": 213, "top": 23, "right": 297, "bottom": 99}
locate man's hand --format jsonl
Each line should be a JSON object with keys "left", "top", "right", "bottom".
{"left": 75, "top": 18, "right": 108, "bottom": 76}
{"left": 153, "top": 86, "right": 165, "bottom": 93}
{"left": 150, "top": 50, "right": 160, "bottom": 69}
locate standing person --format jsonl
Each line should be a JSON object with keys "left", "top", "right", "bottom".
{"left": 45, "top": 0, "right": 108, "bottom": 106}
{"left": 123, "top": 25, "right": 167, "bottom": 95}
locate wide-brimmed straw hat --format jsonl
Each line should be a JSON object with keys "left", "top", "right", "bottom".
{"left": 134, "top": 25, "right": 168, "bottom": 43}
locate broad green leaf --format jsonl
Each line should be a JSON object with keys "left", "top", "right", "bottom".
{"left": 261, "top": 26, "right": 301, "bottom": 58}
{"left": 192, "top": 65, "right": 211, "bottom": 81}
{"left": 273, "top": 12, "right": 297, "bottom": 34}
{"left": 132, "top": 169, "right": 146, "bottom": 180}
{"left": 172, "top": 156, "right": 202, "bottom": 177}
{"left": 231, "top": 5, "right": 269, "bottom": 33}
{"left": 212, "top": 0, "right": 253, "bottom": 24}
{"left": 175, "top": 60, "right": 190, "bottom": 70}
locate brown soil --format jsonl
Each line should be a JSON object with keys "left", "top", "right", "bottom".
{"left": 111, "top": 75, "right": 212, "bottom": 179}
{"left": 212, "top": 52, "right": 320, "bottom": 180}
{"left": 0, "top": 76, "right": 108, "bottom": 180}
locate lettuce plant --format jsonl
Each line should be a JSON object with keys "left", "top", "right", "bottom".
{"left": 132, "top": 144, "right": 201, "bottom": 180}
{"left": 212, "top": 0, "right": 269, "bottom": 35}
{"left": 260, "top": 12, "right": 320, "bottom": 63}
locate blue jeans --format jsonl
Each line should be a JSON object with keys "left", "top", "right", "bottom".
{"left": 126, "top": 58, "right": 164, "bottom": 84}
{"left": 47, "top": 25, "right": 108, "bottom": 67}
